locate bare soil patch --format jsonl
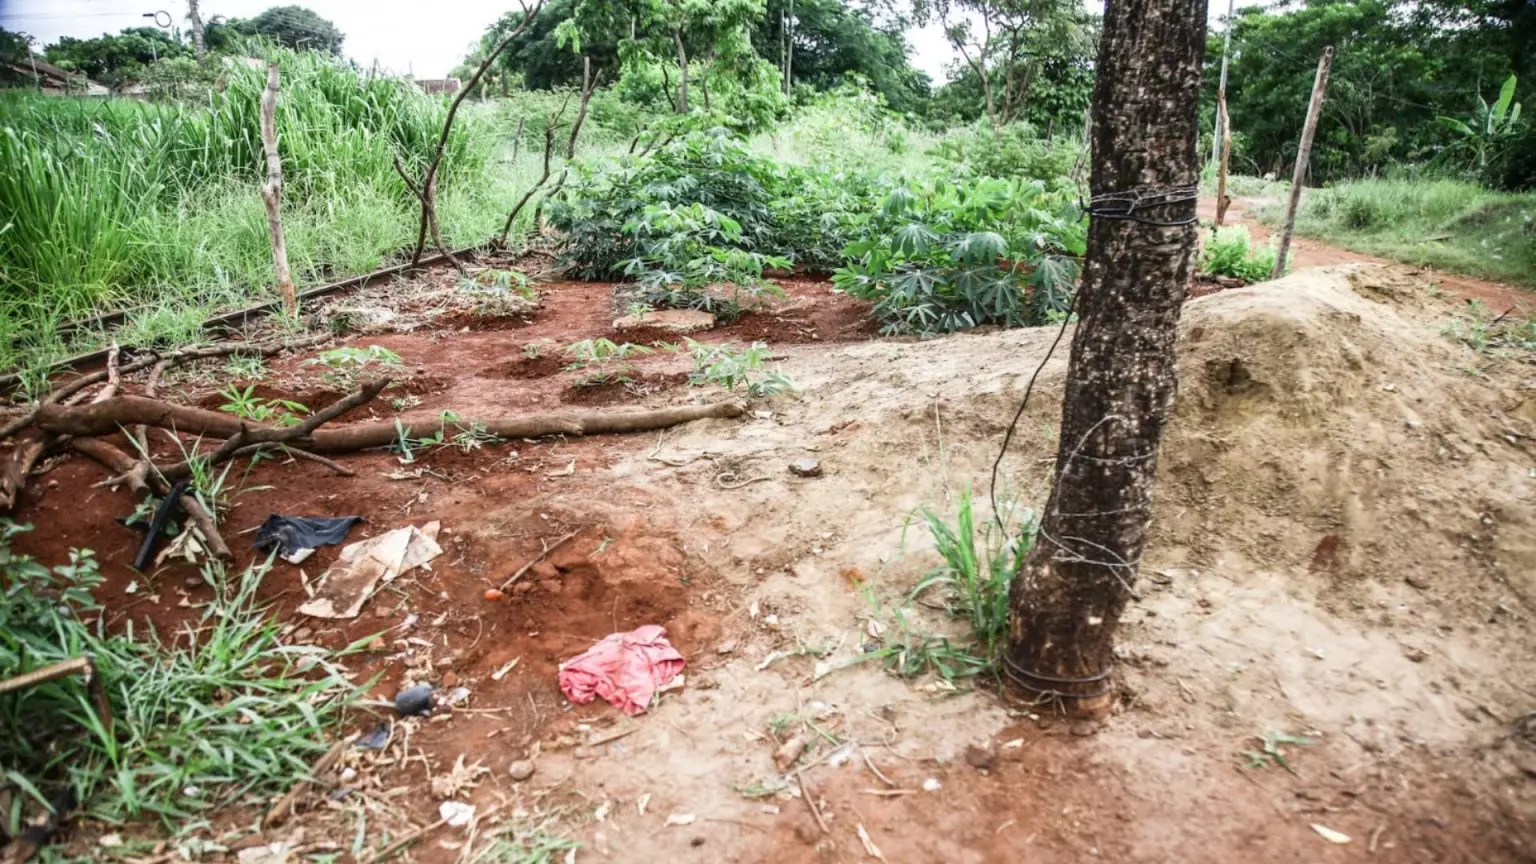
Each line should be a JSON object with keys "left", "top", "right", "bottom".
{"left": 7, "top": 263, "right": 1535, "bottom": 862}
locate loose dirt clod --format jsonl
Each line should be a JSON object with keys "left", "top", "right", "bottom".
{"left": 788, "top": 457, "right": 823, "bottom": 477}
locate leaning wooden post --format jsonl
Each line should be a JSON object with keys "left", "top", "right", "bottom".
{"left": 259, "top": 62, "right": 297, "bottom": 316}
{"left": 1271, "top": 45, "right": 1332, "bottom": 279}
{"left": 1215, "top": 91, "right": 1232, "bottom": 224}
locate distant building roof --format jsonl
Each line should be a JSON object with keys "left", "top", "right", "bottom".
{"left": 3, "top": 58, "right": 109, "bottom": 95}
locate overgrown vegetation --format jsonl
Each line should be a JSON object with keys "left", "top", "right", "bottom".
{"left": 0, "top": 522, "right": 360, "bottom": 826}
{"left": 1260, "top": 178, "right": 1536, "bottom": 287}
{"left": 1200, "top": 225, "right": 1279, "bottom": 283}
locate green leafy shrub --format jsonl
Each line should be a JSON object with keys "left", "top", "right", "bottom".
{"left": 0, "top": 521, "right": 359, "bottom": 825}
{"left": 832, "top": 177, "right": 1086, "bottom": 334}
{"left": 621, "top": 202, "right": 789, "bottom": 319}
{"left": 1200, "top": 225, "right": 1279, "bottom": 283}
{"left": 564, "top": 338, "right": 652, "bottom": 386}
{"left": 548, "top": 129, "right": 784, "bottom": 280}
{"left": 929, "top": 123, "right": 1083, "bottom": 193}
{"left": 684, "top": 339, "right": 795, "bottom": 397}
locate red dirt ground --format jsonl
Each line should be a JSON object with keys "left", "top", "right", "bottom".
{"left": 5, "top": 251, "right": 1532, "bottom": 862}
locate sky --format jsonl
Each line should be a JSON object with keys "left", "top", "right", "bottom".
{"left": 0, "top": 0, "right": 1251, "bottom": 82}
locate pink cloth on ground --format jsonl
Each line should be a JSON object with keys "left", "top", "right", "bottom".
{"left": 557, "top": 625, "right": 685, "bottom": 715}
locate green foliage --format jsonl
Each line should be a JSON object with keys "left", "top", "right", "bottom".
{"left": 622, "top": 202, "right": 790, "bottom": 319}
{"left": 751, "top": 0, "right": 933, "bottom": 113}
{"left": 0, "top": 46, "right": 500, "bottom": 373}
{"left": 303, "top": 345, "right": 404, "bottom": 388}
{"left": 549, "top": 129, "right": 785, "bottom": 279}
{"left": 218, "top": 385, "right": 309, "bottom": 426}
{"left": 1208, "top": 0, "right": 1529, "bottom": 186}
{"left": 564, "top": 338, "right": 653, "bottom": 385}
{"left": 43, "top": 26, "right": 188, "bottom": 87}
{"left": 683, "top": 339, "right": 795, "bottom": 396}
{"left": 1437, "top": 75, "right": 1525, "bottom": 176}
{"left": 1278, "top": 177, "right": 1536, "bottom": 286}
{"left": 1199, "top": 225, "right": 1279, "bottom": 283}
{"left": 0, "top": 522, "right": 361, "bottom": 825}
{"left": 906, "top": 488, "right": 1036, "bottom": 665}
{"left": 832, "top": 176, "right": 1086, "bottom": 334}
{"left": 929, "top": 122, "right": 1083, "bottom": 193}
{"left": 232, "top": 6, "right": 344, "bottom": 54}
{"left": 1444, "top": 300, "right": 1536, "bottom": 358}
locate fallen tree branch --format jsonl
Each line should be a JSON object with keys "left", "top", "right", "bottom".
{"left": 232, "top": 443, "right": 354, "bottom": 476}
{"left": 1, "top": 345, "right": 122, "bottom": 511}
{"left": 1, "top": 334, "right": 330, "bottom": 443}
{"left": 40, "top": 399, "right": 747, "bottom": 454}
{"left": 157, "top": 379, "right": 390, "bottom": 481}
{"left": 70, "top": 438, "right": 232, "bottom": 560}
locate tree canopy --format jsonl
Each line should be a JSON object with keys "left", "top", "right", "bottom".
{"left": 220, "top": 6, "right": 345, "bottom": 55}
{"left": 43, "top": 27, "right": 188, "bottom": 86}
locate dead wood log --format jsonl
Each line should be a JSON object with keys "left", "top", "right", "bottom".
{"left": 40, "top": 400, "right": 747, "bottom": 454}
{"left": 156, "top": 378, "right": 389, "bottom": 481}
{"left": 70, "top": 438, "right": 232, "bottom": 560}
{"left": 259, "top": 62, "right": 297, "bottom": 315}
{"left": 1, "top": 345, "right": 122, "bottom": 511}
{"left": 1, "top": 335, "right": 330, "bottom": 443}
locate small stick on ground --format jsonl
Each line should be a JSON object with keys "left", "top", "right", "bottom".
{"left": 361, "top": 816, "right": 449, "bottom": 864}
{"left": 797, "top": 771, "right": 829, "bottom": 835}
{"left": 499, "top": 529, "right": 581, "bottom": 591}
{"left": 263, "top": 737, "right": 348, "bottom": 828}
{"left": 859, "top": 745, "right": 896, "bottom": 788}
{"left": 231, "top": 443, "right": 354, "bottom": 476}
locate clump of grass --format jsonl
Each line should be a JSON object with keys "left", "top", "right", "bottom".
{"left": 0, "top": 521, "right": 363, "bottom": 828}
{"left": 1200, "top": 225, "right": 1279, "bottom": 283}
{"left": 1443, "top": 300, "right": 1536, "bottom": 358}
{"left": 861, "top": 488, "right": 1037, "bottom": 683}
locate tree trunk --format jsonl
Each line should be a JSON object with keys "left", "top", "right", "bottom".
{"left": 258, "top": 62, "right": 297, "bottom": 316}
{"left": 188, "top": 0, "right": 205, "bottom": 61}
{"left": 673, "top": 30, "right": 689, "bottom": 113}
{"left": 784, "top": 0, "right": 794, "bottom": 95}
{"left": 1004, "top": 0, "right": 1207, "bottom": 719}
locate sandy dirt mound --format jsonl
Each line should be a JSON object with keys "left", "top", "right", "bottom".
{"left": 550, "top": 265, "right": 1533, "bottom": 862}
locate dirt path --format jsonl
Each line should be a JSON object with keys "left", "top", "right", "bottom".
{"left": 1199, "top": 195, "right": 1533, "bottom": 313}
{"left": 10, "top": 263, "right": 1535, "bottom": 862}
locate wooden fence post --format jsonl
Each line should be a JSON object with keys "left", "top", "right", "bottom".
{"left": 258, "top": 62, "right": 297, "bottom": 316}
{"left": 1272, "top": 46, "right": 1333, "bottom": 279}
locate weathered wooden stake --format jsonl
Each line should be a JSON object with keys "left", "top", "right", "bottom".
{"left": 258, "top": 62, "right": 297, "bottom": 316}
{"left": 1215, "top": 91, "right": 1232, "bottom": 224}
{"left": 1272, "top": 45, "right": 1333, "bottom": 279}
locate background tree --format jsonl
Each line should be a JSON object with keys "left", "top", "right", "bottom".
{"left": 234, "top": 6, "right": 344, "bottom": 54}
{"left": 1004, "top": 0, "right": 1206, "bottom": 717}
{"left": 43, "top": 27, "right": 188, "bottom": 86}
{"left": 914, "top": 0, "right": 1096, "bottom": 130}
{"left": 751, "top": 0, "right": 931, "bottom": 112}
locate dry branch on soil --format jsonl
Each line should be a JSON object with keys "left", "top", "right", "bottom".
{"left": 70, "top": 437, "right": 232, "bottom": 560}
{"left": 37, "top": 399, "right": 747, "bottom": 453}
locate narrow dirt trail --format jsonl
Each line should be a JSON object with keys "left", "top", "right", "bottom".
{"left": 1198, "top": 195, "right": 1533, "bottom": 312}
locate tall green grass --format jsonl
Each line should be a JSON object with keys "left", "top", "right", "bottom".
{"left": 0, "top": 48, "right": 546, "bottom": 378}
{"left": 1254, "top": 177, "right": 1536, "bottom": 287}
{"left": 0, "top": 521, "right": 362, "bottom": 827}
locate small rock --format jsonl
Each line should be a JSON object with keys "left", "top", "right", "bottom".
{"left": 1405, "top": 574, "right": 1430, "bottom": 590}
{"left": 183, "top": 575, "right": 204, "bottom": 589}
{"left": 508, "top": 760, "right": 536, "bottom": 781}
{"left": 395, "top": 684, "right": 434, "bottom": 716}
{"left": 964, "top": 741, "right": 998, "bottom": 772}
{"left": 1070, "top": 721, "right": 1100, "bottom": 737}
{"left": 1403, "top": 646, "right": 1429, "bottom": 663}
{"left": 788, "top": 457, "right": 823, "bottom": 478}
{"left": 293, "top": 626, "right": 314, "bottom": 642}
{"left": 716, "top": 640, "right": 737, "bottom": 655}
{"left": 921, "top": 777, "right": 942, "bottom": 792}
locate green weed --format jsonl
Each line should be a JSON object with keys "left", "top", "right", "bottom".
{"left": 563, "top": 338, "right": 652, "bottom": 386}
{"left": 0, "top": 522, "right": 363, "bottom": 827}
{"left": 684, "top": 339, "right": 795, "bottom": 397}
{"left": 303, "top": 345, "right": 403, "bottom": 389}
{"left": 217, "top": 385, "right": 308, "bottom": 427}
{"left": 1200, "top": 225, "right": 1279, "bottom": 283}
{"left": 1241, "top": 731, "right": 1314, "bottom": 775}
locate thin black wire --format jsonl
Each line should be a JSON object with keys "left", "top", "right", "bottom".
{"left": 987, "top": 288, "right": 1078, "bottom": 533}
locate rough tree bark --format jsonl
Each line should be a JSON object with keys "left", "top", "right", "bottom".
{"left": 673, "top": 30, "right": 689, "bottom": 113}
{"left": 187, "top": 0, "right": 206, "bottom": 61}
{"left": 1004, "top": 0, "right": 1208, "bottom": 718}
{"left": 258, "top": 62, "right": 297, "bottom": 316}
